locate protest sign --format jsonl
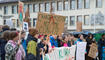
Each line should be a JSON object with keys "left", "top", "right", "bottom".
{"left": 23, "top": 22, "right": 28, "bottom": 32}
{"left": 36, "top": 12, "right": 66, "bottom": 35}
{"left": 44, "top": 45, "right": 76, "bottom": 60}
{"left": 76, "top": 42, "right": 87, "bottom": 60}
{"left": 88, "top": 43, "right": 98, "bottom": 58}
{"left": 76, "top": 22, "right": 82, "bottom": 32}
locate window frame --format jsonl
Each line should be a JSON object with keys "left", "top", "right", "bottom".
{"left": 84, "top": 15, "right": 90, "bottom": 25}
{"left": 96, "top": 0, "right": 102, "bottom": 8}
{"left": 84, "top": 0, "right": 90, "bottom": 9}
{"left": 70, "top": 16, "right": 75, "bottom": 26}
{"left": 57, "top": 1, "right": 62, "bottom": 11}
{"left": 63, "top": 0, "right": 68, "bottom": 10}
{"left": 45, "top": 2, "right": 50, "bottom": 12}
{"left": 70, "top": 0, "right": 76, "bottom": 10}
{"left": 77, "top": 0, "right": 83, "bottom": 9}
{"left": 4, "top": 6, "right": 8, "bottom": 15}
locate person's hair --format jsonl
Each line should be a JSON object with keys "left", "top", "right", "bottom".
{"left": 78, "top": 34, "right": 83, "bottom": 38}
{"left": 69, "top": 33, "right": 73, "bottom": 37}
{"left": 29, "top": 28, "right": 38, "bottom": 37}
{"left": 10, "top": 28, "right": 17, "bottom": 31}
{"left": 102, "top": 34, "right": 105, "bottom": 38}
{"left": 88, "top": 33, "right": 93, "bottom": 39}
{"left": 1, "top": 30, "right": 10, "bottom": 41}
{"left": 21, "top": 30, "right": 26, "bottom": 34}
{"left": 9, "top": 31, "right": 19, "bottom": 40}
{"left": 2, "top": 25, "right": 10, "bottom": 32}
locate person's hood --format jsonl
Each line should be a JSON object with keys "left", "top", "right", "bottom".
{"left": 27, "top": 34, "right": 37, "bottom": 42}
{"left": 50, "top": 36, "right": 55, "bottom": 40}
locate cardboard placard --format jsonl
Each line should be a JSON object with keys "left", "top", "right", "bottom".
{"left": 36, "top": 12, "right": 66, "bottom": 35}
{"left": 76, "top": 22, "right": 82, "bottom": 32}
{"left": 88, "top": 43, "right": 98, "bottom": 58}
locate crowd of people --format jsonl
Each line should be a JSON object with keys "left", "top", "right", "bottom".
{"left": 0, "top": 25, "right": 105, "bottom": 60}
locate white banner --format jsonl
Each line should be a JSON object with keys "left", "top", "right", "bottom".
{"left": 44, "top": 45, "right": 76, "bottom": 60}
{"left": 76, "top": 42, "right": 87, "bottom": 60}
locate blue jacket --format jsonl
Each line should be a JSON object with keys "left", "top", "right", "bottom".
{"left": 50, "top": 36, "right": 58, "bottom": 47}
{"left": 98, "top": 39, "right": 105, "bottom": 60}
{"left": 0, "top": 38, "right": 7, "bottom": 60}
{"left": 22, "top": 39, "right": 27, "bottom": 54}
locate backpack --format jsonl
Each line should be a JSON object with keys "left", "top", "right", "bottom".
{"left": 27, "top": 40, "right": 37, "bottom": 56}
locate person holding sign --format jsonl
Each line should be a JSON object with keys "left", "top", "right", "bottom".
{"left": 85, "top": 33, "right": 96, "bottom": 60}
{"left": 74, "top": 34, "right": 86, "bottom": 45}
{"left": 37, "top": 36, "right": 49, "bottom": 60}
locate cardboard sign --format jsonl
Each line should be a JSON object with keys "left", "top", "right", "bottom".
{"left": 88, "top": 43, "right": 98, "bottom": 58}
{"left": 23, "top": 22, "right": 28, "bottom": 32}
{"left": 36, "top": 12, "right": 66, "bottom": 35}
{"left": 76, "top": 22, "right": 82, "bottom": 32}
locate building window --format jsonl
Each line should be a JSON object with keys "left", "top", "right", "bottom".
{"left": 70, "top": 16, "right": 75, "bottom": 26}
{"left": 96, "top": 0, "right": 102, "bottom": 8}
{"left": 84, "top": 0, "right": 90, "bottom": 8}
{"left": 70, "top": 0, "right": 75, "bottom": 10}
{"left": 64, "top": 1, "right": 68, "bottom": 10}
{"left": 40, "top": 3, "right": 44, "bottom": 12}
{"left": 77, "top": 16, "right": 82, "bottom": 22}
{"left": 33, "top": 18, "right": 37, "bottom": 27}
{"left": 65, "top": 16, "right": 68, "bottom": 25}
{"left": 28, "top": 4, "right": 33, "bottom": 13}
{"left": 17, "top": 5, "right": 18, "bottom": 13}
{"left": 84, "top": 15, "right": 90, "bottom": 25}
{"left": 4, "top": 6, "right": 8, "bottom": 14}
{"left": 33, "top": 4, "right": 39, "bottom": 12}
{"left": 24, "top": 4, "right": 28, "bottom": 13}
{"left": 30, "top": 18, "right": 32, "bottom": 27}
{"left": 45, "top": 3, "right": 50, "bottom": 12}
{"left": 51, "top": 2, "right": 56, "bottom": 12}
{"left": 12, "top": 5, "right": 17, "bottom": 14}
{"left": 77, "top": 0, "right": 83, "bottom": 9}
{"left": 57, "top": 1, "right": 62, "bottom": 11}
{"left": 4, "top": 20, "right": 6, "bottom": 25}
{"left": 0, "top": 7, "right": 1, "bottom": 10}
